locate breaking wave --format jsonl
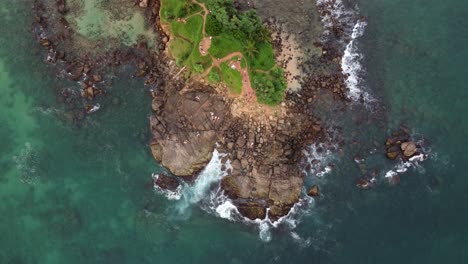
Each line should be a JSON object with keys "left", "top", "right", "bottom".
{"left": 206, "top": 188, "right": 316, "bottom": 242}
{"left": 384, "top": 153, "right": 429, "bottom": 185}
{"left": 342, "top": 20, "right": 374, "bottom": 104}
{"left": 174, "top": 149, "right": 231, "bottom": 215}
{"left": 317, "top": 0, "right": 375, "bottom": 105}
{"left": 153, "top": 149, "right": 318, "bottom": 242}
{"left": 316, "top": 0, "right": 356, "bottom": 40}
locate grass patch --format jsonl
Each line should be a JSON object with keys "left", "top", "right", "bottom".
{"left": 171, "top": 15, "right": 203, "bottom": 42}
{"left": 167, "top": 15, "right": 212, "bottom": 73}
{"left": 161, "top": 0, "right": 202, "bottom": 23}
{"left": 169, "top": 38, "right": 192, "bottom": 66}
{"left": 221, "top": 62, "right": 242, "bottom": 94}
{"left": 209, "top": 33, "right": 244, "bottom": 58}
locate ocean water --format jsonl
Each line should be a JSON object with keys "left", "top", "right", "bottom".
{"left": 1, "top": 0, "right": 467, "bottom": 263}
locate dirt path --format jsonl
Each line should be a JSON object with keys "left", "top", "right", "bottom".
{"left": 192, "top": 0, "right": 209, "bottom": 36}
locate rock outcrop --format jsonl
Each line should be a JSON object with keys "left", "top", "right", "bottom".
{"left": 385, "top": 129, "right": 421, "bottom": 161}
{"left": 149, "top": 67, "right": 323, "bottom": 221}
{"left": 153, "top": 173, "right": 180, "bottom": 191}
{"left": 150, "top": 79, "right": 233, "bottom": 176}
{"left": 217, "top": 108, "right": 320, "bottom": 221}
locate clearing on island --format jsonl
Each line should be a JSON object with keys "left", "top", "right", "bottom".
{"left": 160, "top": 0, "right": 287, "bottom": 105}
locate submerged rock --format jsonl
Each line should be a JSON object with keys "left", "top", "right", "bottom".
{"left": 356, "top": 179, "right": 372, "bottom": 190}
{"left": 386, "top": 147, "right": 400, "bottom": 160}
{"left": 307, "top": 185, "right": 320, "bottom": 197}
{"left": 154, "top": 174, "right": 180, "bottom": 192}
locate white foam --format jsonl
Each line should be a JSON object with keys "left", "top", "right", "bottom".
{"left": 303, "top": 141, "right": 337, "bottom": 178}
{"left": 384, "top": 153, "right": 429, "bottom": 182}
{"left": 253, "top": 195, "right": 315, "bottom": 242}
{"left": 156, "top": 145, "right": 321, "bottom": 242}
{"left": 86, "top": 103, "right": 101, "bottom": 114}
{"left": 206, "top": 183, "right": 317, "bottom": 242}
{"left": 258, "top": 219, "right": 273, "bottom": 242}
{"left": 316, "top": 0, "right": 355, "bottom": 40}
{"left": 215, "top": 200, "right": 238, "bottom": 220}
{"left": 385, "top": 170, "right": 398, "bottom": 179}
{"left": 152, "top": 173, "right": 183, "bottom": 200}
{"left": 316, "top": 0, "right": 375, "bottom": 106}
{"left": 175, "top": 149, "right": 230, "bottom": 214}
{"left": 341, "top": 20, "right": 374, "bottom": 104}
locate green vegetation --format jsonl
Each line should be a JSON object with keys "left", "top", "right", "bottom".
{"left": 251, "top": 67, "right": 287, "bottom": 105}
{"left": 161, "top": 0, "right": 287, "bottom": 105}
{"left": 207, "top": 69, "right": 221, "bottom": 83}
{"left": 161, "top": 1, "right": 202, "bottom": 23}
{"left": 220, "top": 62, "right": 242, "bottom": 94}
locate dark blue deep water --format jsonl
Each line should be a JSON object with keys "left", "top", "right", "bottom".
{"left": 0, "top": 0, "right": 466, "bottom": 263}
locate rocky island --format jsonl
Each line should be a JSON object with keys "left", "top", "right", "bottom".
{"left": 31, "top": 0, "right": 351, "bottom": 221}
{"left": 150, "top": 0, "right": 333, "bottom": 220}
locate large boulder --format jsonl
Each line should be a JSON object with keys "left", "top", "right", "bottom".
{"left": 401, "top": 141, "right": 417, "bottom": 157}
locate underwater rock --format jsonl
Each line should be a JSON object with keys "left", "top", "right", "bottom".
{"left": 356, "top": 178, "right": 372, "bottom": 190}
{"left": 386, "top": 146, "right": 400, "bottom": 160}
{"left": 307, "top": 185, "right": 320, "bottom": 197}
{"left": 154, "top": 174, "right": 180, "bottom": 192}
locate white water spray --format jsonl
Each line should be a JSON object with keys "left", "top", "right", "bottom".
{"left": 176, "top": 150, "right": 230, "bottom": 214}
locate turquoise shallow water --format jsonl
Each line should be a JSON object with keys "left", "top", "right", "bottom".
{"left": 1, "top": 0, "right": 467, "bottom": 263}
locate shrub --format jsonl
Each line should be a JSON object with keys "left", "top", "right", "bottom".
{"left": 206, "top": 15, "right": 223, "bottom": 36}
{"left": 193, "top": 63, "right": 204, "bottom": 73}
{"left": 208, "top": 70, "right": 221, "bottom": 83}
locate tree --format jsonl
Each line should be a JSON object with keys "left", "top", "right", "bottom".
{"left": 244, "top": 40, "right": 258, "bottom": 58}
{"left": 257, "top": 26, "right": 272, "bottom": 43}
{"left": 206, "top": 14, "right": 223, "bottom": 36}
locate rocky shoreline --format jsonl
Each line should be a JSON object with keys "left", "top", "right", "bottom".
{"left": 32, "top": 0, "right": 352, "bottom": 221}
